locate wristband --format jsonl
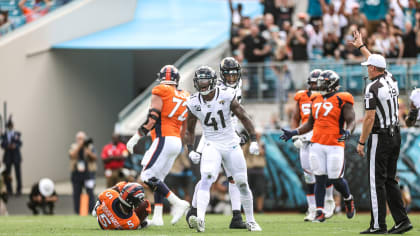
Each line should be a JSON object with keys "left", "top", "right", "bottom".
{"left": 358, "top": 141, "right": 365, "bottom": 146}
{"left": 187, "top": 144, "right": 194, "bottom": 153}
{"left": 358, "top": 44, "right": 366, "bottom": 50}
{"left": 250, "top": 134, "right": 257, "bottom": 142}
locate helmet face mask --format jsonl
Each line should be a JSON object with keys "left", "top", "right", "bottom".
{"left": 157, "top": 65, "right": 180, "bottom": 86}
{"left": 119, "top": 183, "right": 145, "bottom": 209}
{"left": 194, "top": 66, "right": 217, "bottom": 95}
{"left": 220, "top": 57, "right": 241, "bottom": 88}
{"left": 308, "top": 69, "right": 322, "bottom": 91}
{"left": 317, "top": 70, "right": 340, "bottom": 95}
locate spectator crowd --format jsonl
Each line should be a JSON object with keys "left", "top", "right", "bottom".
{"left": 230, "top": 0, "right": 420, "bottom": 64}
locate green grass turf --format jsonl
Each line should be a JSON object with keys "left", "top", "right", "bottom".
{"left": 0, "top": 213, "right": 419, "bottom": 235}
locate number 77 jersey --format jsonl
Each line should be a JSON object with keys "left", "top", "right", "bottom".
{"left": 150, "top": 84, "right": 190, "bottom": 141}
{"left": 310, "top": 92, "right": 354, "bottom": 147}
{"left": 186, "top": 87, "right": 240, "bottom": 147}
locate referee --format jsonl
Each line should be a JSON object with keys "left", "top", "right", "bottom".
{"left": 350, "top": 31, "right": 412, "bottom": 234}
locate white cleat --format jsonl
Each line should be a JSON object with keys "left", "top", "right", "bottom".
{"left": 171, "top": 200, "right": 190, "bottom": 225}
{"left": 247, "top": 221, "right": 262, "bottom": 231}
{"left": 149, "top": 217, "right": 164, "bottom": 226}
{"left": 188, "top": 215, "right": 198, "bottom": 229}
{"left": 304, "top": 207, "right": 316, "bottom": 222}
{"left": 324, "top": 199, "right": 336, "bottom": 219}
{"left": 196, "top": 218, "right": 205, "bottom": 232}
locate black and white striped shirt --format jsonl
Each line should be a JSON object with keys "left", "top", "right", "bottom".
{"left": 364, "top": 71, "right": 399, "bottom": 129}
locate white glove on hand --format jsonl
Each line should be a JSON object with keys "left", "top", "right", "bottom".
{"left": 410, "top": 88, "right": 420, "bottom": 109}
{"left": 189, "top": 151, "right": 201, "bottom": 164}
{"left": 127, "top": 133, "right": 141, "bottom": 154}
{"left": 249, "top": 141, "right": 260, "bottom": 155}
{"left": 292, "top": 136, "right": 303, "bottom": 149}
{"left": 91, "top": 200, "right": 100, "bottom": 217}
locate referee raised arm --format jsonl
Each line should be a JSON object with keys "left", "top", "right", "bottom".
{"left": 350, "top": 31, "right": 412, "bottom": 234}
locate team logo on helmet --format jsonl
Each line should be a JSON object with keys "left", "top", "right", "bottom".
{"left": 317, "top": 70, "right": 340, "bottom": 95}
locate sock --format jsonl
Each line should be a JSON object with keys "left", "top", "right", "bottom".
{"left": 196, "top": 178, "right": 213, "bottom": 220}
{"left": 229, "top": 182, "right": 241, "bottom": 211}
{"left": 152, "top": 204, "right": 163, "bottom": 221}
{"left": 154, "top": 191, "right": 164, "bottom": 205}
{"left": 237, "top": 183, "right": 255, "bottom": 223}
{"left": 306, "top": 183, "right": 316, "bottom": 209}
{"left": 192, "top": 180, "right": 200, "bottom": 208}
{"left": 315, "top": 175, "right": 328, "bottom": 209}
{"left": 325, "top": 184, "right": 334, "bottom": 201}
{"left": 330, "top": 178, "right": 350, "bottom": 199}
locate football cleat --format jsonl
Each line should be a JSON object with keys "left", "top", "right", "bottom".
{"left": 229, "top": 211, "right": 247, "bottom": 229}
{"left": 196, "top": 218, "right": 205, "bottom": 232}
{"left": 246, "top": 221, "right": 262, "bottom": 231}
{"left": 171, "top": 200, "right": 190, "bottom": 225}
{"left": 304, "top": 207, "right": 316, "bottom": 222}
{"left": 324, "top": 199, "right": 336, "bottom": 219}
{"left": 344, "top": 196, "right": 356, "bottom": 219}
{"left": 360, "top": 227, "right": 387, "bottom": 234}
{"left": 312, "top": 210, "right": 326, "bottom": 223}
{"left": 186, "top": 207, "right": 197, "bottom": 229}
{"left": 149, "top": 217, "right": 164, "bottom": 226}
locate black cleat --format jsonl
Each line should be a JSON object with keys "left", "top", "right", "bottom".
{"left": 344, "top": 196, "right": 356, "bottom": 219}
{"left": 229, "top": 210, "right": 246, "bottom": 229}
{"left": 186, "top": 207, "right": 197, "bottom": 229}
{"left": 388, "top": 219, "right": 413, "bottom": 234}
{"left": 360, "top": 228, "right": 387, "bottom": 234}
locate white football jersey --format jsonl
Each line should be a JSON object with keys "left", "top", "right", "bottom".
{"left": 187, "top": 87, "right": 240, "bottom": 148}
{"left": 217, "top": 79, "right": 242, "bottom": 130}
{"left": 410, "top": 88, "right": 420, "bottom": 120}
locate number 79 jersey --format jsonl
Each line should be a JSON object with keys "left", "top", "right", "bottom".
{"left": 310, "top": 92, "right": 354, "bottom": 147}
{"left": 187, "top": 87, "right": 240, "bottom": 148}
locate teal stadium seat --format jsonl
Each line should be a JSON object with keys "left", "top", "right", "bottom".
{"left": 389, "top": 64, "right": 407, "bottom": 90}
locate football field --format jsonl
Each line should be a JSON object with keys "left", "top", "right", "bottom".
{"left": 0, "top": 213, "right": 419, "bottom": 235}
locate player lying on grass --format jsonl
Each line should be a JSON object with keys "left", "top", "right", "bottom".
{"left": 92, "top": 182, "right": 151, "bottom": 230}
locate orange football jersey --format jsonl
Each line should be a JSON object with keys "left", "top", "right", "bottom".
{"left": 310, "top": 92, "right": 354, "bottom": 147}
{"left": 96, "top": 189, "right": 140, "bottom": 230}
{"left": 150, "top": 84, "right": 190, "bottom": 140}
{"left": 294, "top": 90, "right": 319, "bottom": 124}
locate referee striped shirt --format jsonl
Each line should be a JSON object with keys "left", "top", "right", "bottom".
{"left": 364, "top": 71, "right": 399, "bottom": 129}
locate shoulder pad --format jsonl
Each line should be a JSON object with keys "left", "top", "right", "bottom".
{"left": 337, "top": 92, "right": 354, "bottom": 104}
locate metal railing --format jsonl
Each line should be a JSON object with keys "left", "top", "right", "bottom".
{"left": 241, "top": 58, "right": 420, "bottom": 102}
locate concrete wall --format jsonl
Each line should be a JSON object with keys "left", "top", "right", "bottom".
{"left": 0, "top": 0, "right": 137, "bottom": 186}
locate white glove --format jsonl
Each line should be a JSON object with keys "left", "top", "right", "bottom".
{"left": 127, "top": 133, "right": 141, "bottom": 154}
{"left": 292, "top": 136, "right": 303, "bottom": 149}
{"left": 410, "top": 88, "right": 420, "bottom": 109}
{"left": 189, "top": 151, "right": 201, "bottom": 164}
{"left": 249, "top": 141, "right": 260, "bottom": 155}
{"left": 91, "top": 200, "right": 100, "bottom": 217}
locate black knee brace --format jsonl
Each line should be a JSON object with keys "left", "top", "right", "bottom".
{"left": 144, "top": 177, "right": 160, "bottom": 192}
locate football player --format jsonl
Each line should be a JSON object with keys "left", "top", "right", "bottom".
{"left": 405, "top": 88, "right": 420, "bottom": 127}
{"left": 281, "top": 70, "right": 356, "bottom": 222}
{"left": 186, "top": 57, "right": 247, "bottom": 229}
{"left": 126, "top": 65, "right": 190, "bottom": 226}
{"left": 94, "top": 183, "right": 148, "bottom": 230}
{"left": 184, "top": 66, "right": 262, "bottom": 232}
{"left": 291, "top": 69, "right": 335, "bottom": 221}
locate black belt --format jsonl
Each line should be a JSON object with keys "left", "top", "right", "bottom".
{"left": 372, "top": 125, "right": 400, "bottom": 136}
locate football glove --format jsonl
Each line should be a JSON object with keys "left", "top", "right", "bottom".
{"left": 280, "top": 128, "right": 298, "bottom": 142}
{"left": 249, "top": 141, "right": 260, "bottom": 155}
{"left": 292, "top": 136, "right": 304, "bottom": 149}
{"left": 338, "top": 130, "right": 351, "bottom": 142}
{"left": 410, "top": 88, "right": 420, "bottom": 109}
{"left": 127, "top": 133, "right": 141, "bottom": 154}
{"left": 189, "top": 151, "right": 201, "bottom": 164}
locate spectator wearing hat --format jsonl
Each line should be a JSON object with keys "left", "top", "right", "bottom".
{"left": 1, "top": 119, "right": 22, "bottom": 195}
{"left": 27, "top": 178, "right": 57, "bottom": 215}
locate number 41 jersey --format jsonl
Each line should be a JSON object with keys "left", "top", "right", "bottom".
{"left": 187, "top": 87, "right": 240, "bottom": 148}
